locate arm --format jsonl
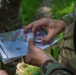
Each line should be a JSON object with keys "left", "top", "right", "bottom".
{"left": 25, "top": 39, "right": 73, "bottom": 75}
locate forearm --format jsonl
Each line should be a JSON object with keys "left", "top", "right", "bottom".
{"left": 53, "top": 13, "right": 73, "bottom": 37}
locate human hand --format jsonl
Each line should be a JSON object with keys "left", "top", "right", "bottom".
{"left": 24, "top": 18, "right": 67, "bottom": 44}
{"left": 0, "top": 70, "right": 8, "bottom": 75}
{"left": 25, "top": 38, "right": 54, "bottom": 66}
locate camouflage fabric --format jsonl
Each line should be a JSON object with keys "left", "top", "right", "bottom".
{"left": 62, "top": 13, "right": 73, "bottom": 24}
{"left": 58, "top": 9, "right": 76, "bottom": 73}
{"left": 0, "top": 0, "right": 25, "bottom": 75}
{"left": 58, "top": 23, "right": 76, "bottom": 73}
{"left": 41, "top": 62, "right": 72, "bottom": 75}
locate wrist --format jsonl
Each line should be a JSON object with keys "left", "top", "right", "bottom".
{"left": 40, "top": 54, "right": 55, "bottom": 66}
{"left": 41, "top": 57, "right": 50, "bottom": 65}
{"left": 41, "top": 56, "right": 56, "bottom": 65}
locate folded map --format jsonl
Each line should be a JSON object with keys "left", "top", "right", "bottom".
{"left": 0, "top": 28, "right": 58, "bottom": 64}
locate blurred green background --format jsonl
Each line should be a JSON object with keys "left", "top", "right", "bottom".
{"left": 0, "top": 0, "right": 74, "bottom": 75}
{"left": 22, "top": 0, "right": 42, "bottom": 25}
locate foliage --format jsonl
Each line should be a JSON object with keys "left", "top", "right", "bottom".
{"left": 22, "top": 0, "right": 42, "bottom": 25}
{"left": 52, "top": 0, "right": 74, "bottom": 19}
{"left": 22, "top": 64, "right": 41, "bottom": 75}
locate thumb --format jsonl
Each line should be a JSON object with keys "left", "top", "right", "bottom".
{"left": 28, "top": 38, "right": 35, "bottom": 47}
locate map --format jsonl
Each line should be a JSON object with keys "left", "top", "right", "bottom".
{"left": 0, "top": 28, "right": 58, "bottom": 64}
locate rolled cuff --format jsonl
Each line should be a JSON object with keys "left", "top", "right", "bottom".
{"left": 61, "top": 13, "right": 73, "bottom": 25}
{"left": 41, "top": 60, "right": 73, "bottom": 75}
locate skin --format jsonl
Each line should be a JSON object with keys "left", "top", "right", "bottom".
{"left": 25, "top": 38, "right": 55, "bottom": 66}
{"left": 0, "top": 70, "right": 8, "bottom": 75}
{"left": 24, "top": 18, "right": 67, "bottom": 44}
{"left": 24, "top": 18, "right": 67, "bottom": 66}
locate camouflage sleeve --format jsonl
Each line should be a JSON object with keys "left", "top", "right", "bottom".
{"left": 41, "top": 60, "right": 73, "bottom": 75}
{"left": 62, "top": 13, "right": 73, "bottom": 24}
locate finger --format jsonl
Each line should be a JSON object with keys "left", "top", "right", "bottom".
{"left": 41, "top": 32, "right": 53, "bottom": 44}
{"left": 32, "top": 22, "right": 47, "bottom": 36}
{"left": 24, "top": 20, "right": 40, "bottom": 33}
{"left": 24, "top": 24, "right": 33, "bottom": 33}
{"left": 28, "top": 38, "right": 38, "bottom": 52}
{"left": 25, "top": 54, "right": 31, "bottom": 64}
{"left": 28, "top": 38, "right": 34, "bottom": 46}
{"left": 32, "top": 24, "right": 43, "bottom": 36}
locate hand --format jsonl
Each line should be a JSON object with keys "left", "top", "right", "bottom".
{"left": 24, "top": 18, "right": 67, "bottom": 44}
{"left": 0, "top": 70, "right": 8, "bottom": 75}
{"left": 25, "top": 38, "right": 54, "bottom": 66}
